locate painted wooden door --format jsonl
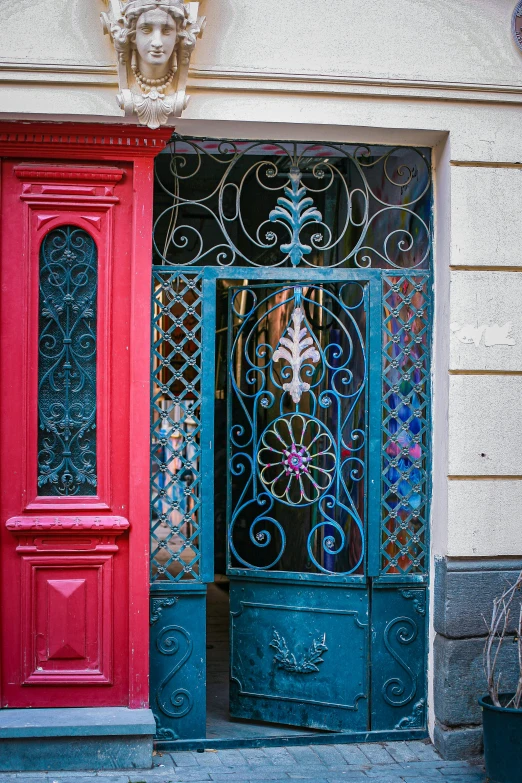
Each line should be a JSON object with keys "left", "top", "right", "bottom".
{"left": 0, "top": 124, "right": 171, "bottom": 709}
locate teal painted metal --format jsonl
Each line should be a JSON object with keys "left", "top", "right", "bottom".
{"left": 149, "top": 585, "right": 207, "bottom": 741}
{"left": 370, "top": 585, "right": 427, "bottom": 731}
{"left": 150, "top": 271, "right": 204, "bottom": 583}
{"left": 38, "top": 226, "right": 97, "bottom": 495}
{"left": 225, "top": 273, "right": 377, "bottom": 732}
{"left": 367, "top": 274, "right": 384, "bottom": 579}
{"left": 200, "top": 276, "right": 217, "bottom": 583}
{"left": 230, "top": 580, "right": 369, "bottom": 732}
{"left": 150, "top": 137, "right": 433, "bottom": 744}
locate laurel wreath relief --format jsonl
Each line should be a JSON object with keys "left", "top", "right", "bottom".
{"left": 270, "top": 629, "right": 328, "bottom": 674}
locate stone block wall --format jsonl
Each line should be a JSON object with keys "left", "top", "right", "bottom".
{"left": 432, "top": 161, "right": 522, "bottom": 760}
{"left": 433, "top": 558, "right": 522, "bottom": 759}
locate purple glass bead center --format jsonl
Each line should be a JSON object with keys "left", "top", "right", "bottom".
{"left": 283, "top": 443, "right": 311, "bottom": 476}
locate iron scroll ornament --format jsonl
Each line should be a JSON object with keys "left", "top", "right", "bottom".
{"left": 150, "top": 597, "right": 178, "bottom": 626}
{"left": 228, "top": 283, "right": 367, "bottom": 576}
{"left": 381, "top": 616, "right": 418, "bottom": 708}
{"left": 155, "top": 624, "right": 194, "bottom": 720}
{"left": 37, "top": 226, "right": 97, "bottom": 496}
{"left": 154, "top": 139, "right": 432, "bottom": 269}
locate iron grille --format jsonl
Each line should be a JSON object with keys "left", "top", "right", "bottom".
{"left": 37, "top": 226, "right": 97, "bottom": 496}
{"left": 381, "top": 275, "right": 431, "bottom": 575}
{"left": 150, "top": 271, "right": 203, "bottom": 582}
{"left": 153, "top": 139, "right": 432, "bottom": 271}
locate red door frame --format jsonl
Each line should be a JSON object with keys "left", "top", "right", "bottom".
{"left": 0, "top": 122, "right": 172, "bottom": 709}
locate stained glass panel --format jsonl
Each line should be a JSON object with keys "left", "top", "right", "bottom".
{"left": 381, "top": 275, "right": 430, "bottom": 575}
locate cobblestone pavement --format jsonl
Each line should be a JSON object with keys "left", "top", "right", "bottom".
{"left": 0, "top": 741, "right": 485, "bottom": 783}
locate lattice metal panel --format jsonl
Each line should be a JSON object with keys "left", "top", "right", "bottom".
{"left": 381, "top": 275, "right": 431, "bottom": 575}
{"left": 150, "top": 271, "right": 203, "bottom": 582}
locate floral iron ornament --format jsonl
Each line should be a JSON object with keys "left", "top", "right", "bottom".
{"left": 258, "top": 414, "right": 336, "bottom": 506}
{"left": 273, "top": 289, "right": 320, "bottom": 404}
{"left": 270, "top": 629, "right": 328, "bottom": 674}
{"left": 101, "top": 0, "right": 206, "bottom": 128}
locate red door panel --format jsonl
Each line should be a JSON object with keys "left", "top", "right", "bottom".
{"left": 0, "top": 123, "right": 172, "bottom": 708}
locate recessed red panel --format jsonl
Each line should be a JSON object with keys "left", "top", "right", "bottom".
{"left": 22, "top": 556, "right": 112, "bottom": 685}
{"left": 47, "top": 578, "right": 87, "bottom": 660}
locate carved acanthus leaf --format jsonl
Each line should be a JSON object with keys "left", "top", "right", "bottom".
{"left": 273, "top": 303, "right": 320, "bottom": 404}
{"left": 132, "top": 90, "right": 176, "bottom": 131}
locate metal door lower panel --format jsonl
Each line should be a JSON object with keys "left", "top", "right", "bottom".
{"left": 230, "top": 580, "right": 369, "bottom": 732}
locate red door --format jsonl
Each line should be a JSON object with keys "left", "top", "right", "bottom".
{"left": 0, "top": 123, "right": 171, "bottom": 708}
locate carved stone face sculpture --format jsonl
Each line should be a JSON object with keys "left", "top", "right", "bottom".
{"left": 101, "top": 0, "right": 206, "bottom": 128}
{"left": 134, "top": 8, "right": 178, "bottom": 79}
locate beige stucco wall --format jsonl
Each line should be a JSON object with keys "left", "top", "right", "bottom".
{"left": 1, "top": 0, "right": 521, "bottom": 561}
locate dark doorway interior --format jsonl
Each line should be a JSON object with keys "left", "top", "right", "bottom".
{"left": 205, "top": 281, "right": 324, "bottom": 741}
{"left": 206, "top": 581, "right": 319, "bottom": 741}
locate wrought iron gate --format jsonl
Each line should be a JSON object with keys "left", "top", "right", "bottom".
{"left": 149, "top": 138, "right": 432, "bottom": 744}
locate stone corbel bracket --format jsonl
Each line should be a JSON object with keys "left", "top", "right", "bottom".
{"left": 100, "top": 0, "right": 206, "bottom": 129}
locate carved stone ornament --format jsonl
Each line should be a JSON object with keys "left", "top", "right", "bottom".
{"left": 101, "top": 0, "right": 206, "bottom": 129}
{"left": 513, "top": 1, "right": 522, "bottom": 52}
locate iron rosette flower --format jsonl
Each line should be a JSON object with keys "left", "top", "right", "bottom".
{"left": 257, "top": 413, "right": 336, "bottom": 506}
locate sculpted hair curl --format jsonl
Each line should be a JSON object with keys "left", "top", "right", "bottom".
{"left": 123, "top": 0, "right": 187, "bottom": 38}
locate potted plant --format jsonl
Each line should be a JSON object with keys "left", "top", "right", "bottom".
{"left": 480, "top": 570, "right": 522, "bottom": 783}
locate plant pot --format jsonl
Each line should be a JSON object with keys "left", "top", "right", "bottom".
{"left": 480, "top": 694, "right": 522, "bottom": 783}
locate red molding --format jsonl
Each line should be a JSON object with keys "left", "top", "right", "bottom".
{"left": 17, "top": 165, "right": 121, "bottom": 512}
{"left": 14, "top": 165, "right": 125, "bottom": 183}
{"left": 6, "top": 516, "right": 129, "bottom": 533}
{"left": 0, "top": 122, "right": 173, "bottom": 159}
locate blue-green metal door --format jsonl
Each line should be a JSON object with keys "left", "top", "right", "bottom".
{"left": 226, "top": 275, "right": 378, "bottom": 731}
{"left": 149, "top": 137, "right": 432, "bottom": 744}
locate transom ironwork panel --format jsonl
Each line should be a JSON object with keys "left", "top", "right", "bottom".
{"left": 150, "top": 271, "right": 203, "bottom": 582}
{"left": 153, "top": 139, "right": 432, "bottom": 270}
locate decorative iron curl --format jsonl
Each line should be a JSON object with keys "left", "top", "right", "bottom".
{"left": 382, "top": 616, "right": 418, "bottom": 707}
{"left": 307, "top": 493, "right": 365, "bottom": 576}
{"left": 156, "top": 625, "right": 194, "bottom": 719}
{"left": 229, "top": 493, "right": 286, "bottom": 570}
